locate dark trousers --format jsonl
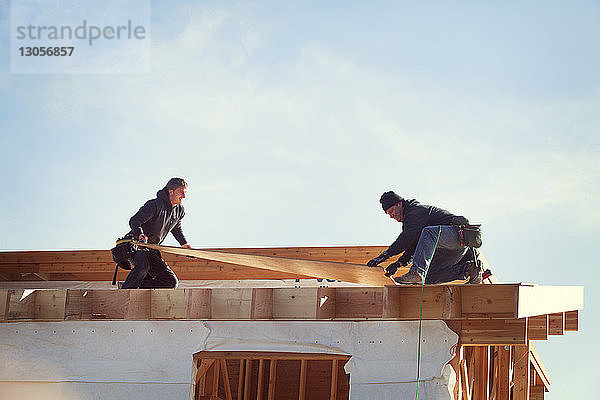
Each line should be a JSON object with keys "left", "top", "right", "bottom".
{"left": 411, "top": 225, "right": 469, "bottom": 284}
{"left": 121, "top": 249, "right": 178, "bottom": 289}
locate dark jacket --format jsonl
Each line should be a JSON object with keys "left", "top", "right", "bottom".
{"left": 128, "top": 188, "right": 187, "bottom": 245}
{"left": 388, "top": 199, "right": 468, "bottom": 264}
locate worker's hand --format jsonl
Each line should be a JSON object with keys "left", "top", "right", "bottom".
{"left": 384, "top": 260, "right": 408, "bottom": 277}
{"left": 181, "top": 243, "right": 191, "bottom": 249}
{"left": 367, "top": 251, "right": 389, "bottom": 267}
{"left": 138, "top": 234, "right": 148, "bottom": 243}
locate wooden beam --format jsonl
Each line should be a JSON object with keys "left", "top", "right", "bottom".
{"left": 237, "top": 360, "right": 245, "bottom": 400}
{"left": 495, "top": 346, "right": 511, "bottom": 400}
{"left": 471, "top": 346, "right": 489, "bottom": 400}
{"left": 564, "top": 310, "right": 578, "bottom": 331}
{"left": 194, "top": 351, "right": 350, "bottom": 361}
{"left": 527, "top": 315, "right": 548, "bottom": 341}
{"left": 460, "top": 358, "right": 472, "bottom": 400}
{"left": 461, "top": 285, "right": 517, "bottom": 318}
{"left": 513, "top": 345, "right": 530, "bottom": 400}
{"left": 244, "top": 359, "right": 252, "bottom": 400}
{"left": 333, "top": 288, "right": 382, "bottom": 318}
{"left": 0, "top": 289, "right": 9, "bottom": 320}
{"left": 330, "top": 359, "right": 338, "bottom": 400}
{"left": 461, "top": 319, "right": 527, "bottom": 346}
{"left": 251, "top": 288, "right": 273, "bottom": 319}
{"left": 548, "top": 313, "right": 564, "bottom": 335}
{"left": 299, "top": 359, "right": 307, "bottom": 400}
{"left": 188, "top": 289, "right": 211, "bottom": 319}
{"left": 137, "top": 243, "right": 392, "bottom": 286}
{"left": 221, "top": 359, "right": 233, "bottom": 400}
{"left": 267, "top": 360, "right": 277, "bottom": 400}
{"left": 529, "top": 343, "right": 550, "bottom": 391}
{"left": 256, "top": 359, "right": 265, "bottom": 400}
{"left": 517, "top": 285, "right": 583, "bottom": 318}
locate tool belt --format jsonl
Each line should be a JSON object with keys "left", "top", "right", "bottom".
{"left": 110, "top": 235, "right": 138, "bottom": 271}
{"left": 458, "top": 225, "right": 482, "bottom": 248}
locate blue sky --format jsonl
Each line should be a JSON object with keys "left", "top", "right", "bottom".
{"left": 1, "top": 1, "right": 599, "bottom": 398}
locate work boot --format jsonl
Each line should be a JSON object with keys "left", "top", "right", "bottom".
{"left": 394, "top": 270, "right": 424, "bottom": 285}
{"left": 466, "top": 261, "right": 483, "bottom": 284}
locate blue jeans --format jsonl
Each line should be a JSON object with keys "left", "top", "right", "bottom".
{"left": 411, "top": 225, "right": 468, "bottom": 284}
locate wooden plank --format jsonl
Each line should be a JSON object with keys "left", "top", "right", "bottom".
{"left": 194, "top": 351, "right": 351, "bottom": 360}
{"left": 90, "top": 290, "right": 129, "bottom": 319}
{"left": 334, "top": 288, "right": 382, "bottom": 318}
{"left": 0, "top": 246, "right": 388, "bottom": 265}
{"left": 299, "top": 359, "right": 307, "bottom": 400}
{"left": 64, "top": 289, "right": 92, "bottom": 320}
{"left": 221, "top": 359, "right": 233, "bottom": 400}
{"left": 0, "top": 289, "right": 9, "bottom": 320}
{"left": 513, "top": 345, "right": 530, "bottom": 400}
{"left": 187, "top": 288, "right": 212, "bottom": 319}
{"left": 206, "top": 359, "right": 221, "bottom": 397}
{"left": 136, "top": 243, "right": 392, "bottom": 286}
{"left": 256, "top": 359, "right": 265, "bottom": 400}
{"left": 564, "top": 310, "right": 578, "bottom": 331}
{"left": 460, "top": 358, "right": 472, "bottom": 400}
{"left": 496, "top": 346, "right": 511, "bottom": 400}
{"left": 316, "top": 287, "right": 336, "bottom": 319}
{"left": 527, "top": 315, "right": 548, "bottom": 341}
{"left": 461, "top": 319, "right": 527, "bottom": 346}
{"left": 34, "top": 290, "right": 66, "bottom": 319}
{"left": 548, "top": 313, "right": 564, "bottom": 335}
{"left": 268, "top": 359, "right": 277, "bottom": 400}
{"left": 517, "top": 286, "right": 583, "bottom": 318}
{"left": 397, "top": 286, "right": 459, "bottom": 319}
{"left": 238, "top": 360, "right": 245, "bottom": 400}
{"left": 7, "top": 289, "right": 36, "bottom": 319}
{"left": 273, "top": 288, "right": 318, "bottom": 319}
{"left": 151, "top": 289, "right": 187, "bottom": 319}
{"left": 251, "top": 288, "right": 273, "bottom": 319}
{"left": 330, "top": 359, "right": 338, "bottom": 400}
{"left": 471, "top": 346, "right": 489, "bottom": 400}
{"left": 212, "top": 289, "right": 253, "bottom": 319}
{"left": 383, "top": 286, "right": 401, "bottom": 318}
{"left": 126, "top": 290, "right": 151, "bottom": 319}
{"left": 244, "top": 359, "right": 252, "bottom": 400}
{"left": 461, "top": 285, "right": 517, "bottom": 318}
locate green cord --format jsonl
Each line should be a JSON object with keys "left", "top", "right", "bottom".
{"left": 415, "top": 226, "right": 442, "bottom": 399}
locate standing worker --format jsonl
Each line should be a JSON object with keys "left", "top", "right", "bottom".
{"left": 120, "top": 177, "right": 191, "bottom": 289}
{"left": 367, "top": 191, "right": 483, "bottom": 285}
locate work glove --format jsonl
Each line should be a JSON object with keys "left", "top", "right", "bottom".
{"left": 384, "top": 259, "right": 410, "bottom": 277}
{"left": 367, "top": 251, "right": 390, "bottom": 267}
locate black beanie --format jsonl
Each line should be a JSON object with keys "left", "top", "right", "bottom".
{"left": 380, "top": 191, "right": 403, "bottom": 211}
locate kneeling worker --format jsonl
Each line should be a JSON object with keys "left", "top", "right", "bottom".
{"left": 367, "top": 191, "right": 482, "bottom": 285}
{"left": 120, "top": 177, "right": 191, "bottom": 289}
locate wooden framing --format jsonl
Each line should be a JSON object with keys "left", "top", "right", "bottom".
{"left": 0, "top": 248, "right": 583, "bottom": 400}
{"left": 0, "top": 284, "right": 582, "bottom": 325}
{"left": 450, "top": 342, "right": 550, "bottom": 400}
{"left": 0, "top": 246, "right": 388, "bottom": 282}
{"left": 192, "top": 351, "right": 351, "bottom": 400}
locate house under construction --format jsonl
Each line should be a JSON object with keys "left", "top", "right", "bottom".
{"left": 0, "top": 245, "right": 583, "bottom": 399}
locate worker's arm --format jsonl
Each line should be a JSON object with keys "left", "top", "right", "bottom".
{"left": 170, "top": 207, "right": 188, "bottom": 247}
{"left": 368, "top": 207, "right": 427, "bottom": 267}
{"left": 129, "top": 200, "right": 157, "bottom": 240}
{"left": 386, "top": 207, "right": 428, "bottom": 257}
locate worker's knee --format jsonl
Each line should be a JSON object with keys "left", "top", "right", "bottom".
{"left": 165, "top": 274, "right": 178, "bottom": 289}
